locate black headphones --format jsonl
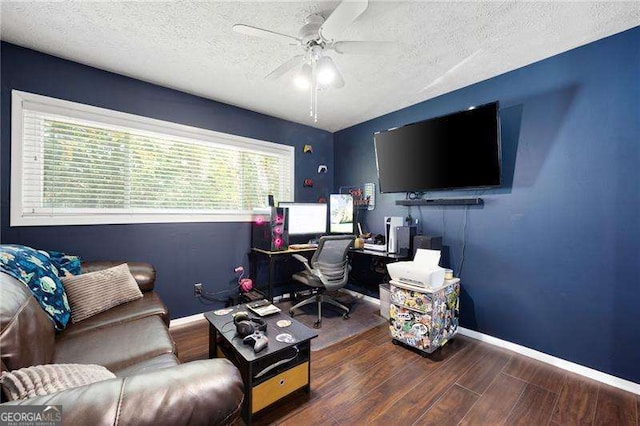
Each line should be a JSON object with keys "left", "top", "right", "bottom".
{"left": 233, "top": 311, "right": 267, "bottom": 337}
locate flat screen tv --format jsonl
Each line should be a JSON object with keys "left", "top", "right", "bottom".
{"left": 374, "top": 101, "right": 501, "bottom": 193}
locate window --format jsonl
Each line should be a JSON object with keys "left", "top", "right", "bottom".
{"left": 11, "top": 90, "right": 294, "bottom": 226}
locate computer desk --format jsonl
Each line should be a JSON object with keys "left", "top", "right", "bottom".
{"left": 249, "top": 246, "right": 408, "bottom": 302}
{"left": 249, "top": 247, "right": 316, "bottom": 302}
{"left": 351, "top": 248, "right": 407, "bottom": 260}
{"left": 349, "top": 249, "right": 409, "bottom": 294}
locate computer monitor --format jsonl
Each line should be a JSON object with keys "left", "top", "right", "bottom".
{"left": 278, "top": 202, "right": 327, "bottom": 235}
{"left": 330, "top": 194, "right": 354, "bottom": 234}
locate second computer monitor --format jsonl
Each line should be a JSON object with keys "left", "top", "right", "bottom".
{"left": 330, "top": 194, "right": 354, "bottom": 234}
{"left": 278, "top": 202, "right": 327, "bottom": 235}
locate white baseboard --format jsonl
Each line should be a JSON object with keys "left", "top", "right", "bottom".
{"left": 340, "top": 288, "right": 381, "bottom": 306}
{"left": 169, "top": 312, "right": 205, "bottom": 328}
{"left": 458, "top": 327, "right": 640, "bottom": 396}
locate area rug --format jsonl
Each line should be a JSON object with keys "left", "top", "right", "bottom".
{"left": 275, "top": 291, "right": 387, "bottom": 351}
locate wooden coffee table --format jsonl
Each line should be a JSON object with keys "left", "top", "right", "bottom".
{"left": 205, "top": 304, "right": 317, "bottom": 425}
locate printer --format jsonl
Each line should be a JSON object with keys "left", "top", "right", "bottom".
{"left": 386, "top": 249, "right": 445, "bottom": 289}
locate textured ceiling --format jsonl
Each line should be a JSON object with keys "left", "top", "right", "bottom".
{"left": 1, "top": 1, "right": 638, "bottom": 132}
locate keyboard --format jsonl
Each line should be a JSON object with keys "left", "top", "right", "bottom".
{"left": 289, "top": 243, "right": 318, "bottom": 250}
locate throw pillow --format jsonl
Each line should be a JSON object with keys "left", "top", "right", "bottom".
{"left": 0, "top": 244, "right": 71, "bottom": 330}
{"left": 47, "top": 251, "right": 82, "bottom": 277}
{"left": 62, "top": 263, "right": 143, "bottom": 323}
{"left": 0, "top": 364, "right": 115, "bottom": 401}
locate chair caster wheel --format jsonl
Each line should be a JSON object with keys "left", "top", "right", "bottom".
{"left": 313, "top": 321, "right": 322, "bottom": 329}
{"left": 289, "top": 312, "right": 295, "bottom": 318}
{"left": 342, "top": 313, "right": 350, "bottom": 320}
{"left": 392, "top": 339, "right": 399, "bottom": 345}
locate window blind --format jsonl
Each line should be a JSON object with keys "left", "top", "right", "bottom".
{"left": 12, "top": 91, "right": 294, "bottom": 226}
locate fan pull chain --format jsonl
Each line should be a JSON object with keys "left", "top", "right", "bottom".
{"left": 309, "top": 81, "right": 313, "bottom": 119}
{"left": 311, "top": 59, "right": 318, "bottom": 123}
{"left": 314, "top": 84, "right": 318, "bottom": 123}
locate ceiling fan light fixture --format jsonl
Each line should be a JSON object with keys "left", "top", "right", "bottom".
{"left": 316, "top": 55, "right": 337, "bottom": 85}
{"left": 294, "top": 63, "right": 312, "bottom": 90}
{"left": 293, "top": 75, "right": 310, "bottom": 90}
{"left": 332, "top": 67, "right": 345, "bottom": 89}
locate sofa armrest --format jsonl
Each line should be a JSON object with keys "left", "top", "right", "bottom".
{"left": 81, "top": 261, "right": 156, "bottom": 292}
{"left": 2, "top": 359, "right": 244, "bottom": 426}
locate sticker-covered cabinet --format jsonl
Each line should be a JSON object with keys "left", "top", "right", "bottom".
{"left": 389, "top": 278, "right": 460, "bottom": 354}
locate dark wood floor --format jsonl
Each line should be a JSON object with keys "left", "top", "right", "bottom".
{"left": 170, "top": 320, "right": 639, "bottom": 425}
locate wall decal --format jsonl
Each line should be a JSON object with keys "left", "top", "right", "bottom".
{"left": 303, "top": 144, "right": 313, "bottom": 153}
{"left": 303, "top": 178, "right": 313, "bottom": 188}
{"left": 318, "top": 164, "right": 327, "bottom": 174}
{"left": 339, "top": 183, "right": 376, "bottom": 210}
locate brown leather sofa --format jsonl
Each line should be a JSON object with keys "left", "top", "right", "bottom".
{"left": 0, "top": 261, "right": 244, "bottom": 425}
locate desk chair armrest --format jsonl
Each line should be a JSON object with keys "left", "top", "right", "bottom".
{"left": 291, "top": 254, "right": 311, "bottom": 269}
{"left": 292, "top": 254, "right": 324, "bottom": 280}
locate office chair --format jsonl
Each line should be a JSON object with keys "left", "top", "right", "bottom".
{"left": 289, "top": 235, "right": 354, "bottom": 328}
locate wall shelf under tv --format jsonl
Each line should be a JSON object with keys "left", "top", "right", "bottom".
{"left": 395, "top": 198, "right": 484, "bottom": 206}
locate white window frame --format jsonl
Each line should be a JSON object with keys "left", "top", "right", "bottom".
{"left": 11, "top": 90, "right": 295, "bottom": 226}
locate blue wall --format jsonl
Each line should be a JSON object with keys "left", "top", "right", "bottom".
{"left": 334, "top": 27, "right": 639, "bottom": 383}
{"left": 2, "top": 26, "right": 639, "bottom": 383}
{"left": 0, "top": 42, "right": 333, "bottom": 319}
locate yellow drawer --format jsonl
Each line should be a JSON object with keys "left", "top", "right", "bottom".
{"left": 252, "top": 362, "right": 309, "bottom": 413}
{"left": 216, "top": 347, "right": 225, "bottom": 359}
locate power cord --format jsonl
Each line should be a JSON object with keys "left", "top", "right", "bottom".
{"left": 417, "top": 205, "right": 424, "bottom": 234}
{"left": 219, "top": 319, "right": 236, "bottom": 334}
{"left": 457, "top": 189, "right": 484, "bottom": 277}
{"left": 458, "top": 205, "right": 470, "bottom": 278}
{"left": 406, "top": 206, "right": 413, "bottom": 226}
{"left": 197, "top": 283, "right": 242, "bottom": 305}
{"left": 441, "top": 206, "right": 446, "bottom": 241}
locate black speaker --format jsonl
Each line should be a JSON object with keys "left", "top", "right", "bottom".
{"left": 251, "top": 207, "right": 289, "bottom": 251}
{"left": 412, "top": 235, "right": 443, "bottom": 258}
{"left": 233, "top": 312, "right": 267, "bottom": 337}
{"left": 396, "top": 226, "right": 417, "bottom": 257}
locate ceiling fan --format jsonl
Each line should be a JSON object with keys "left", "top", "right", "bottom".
{"left": 233, "top": 0, "right": 397, "bottom": 122}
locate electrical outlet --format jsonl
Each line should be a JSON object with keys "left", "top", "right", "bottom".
{"left": 194, "top": 283, "right": 203, "bottom": 296}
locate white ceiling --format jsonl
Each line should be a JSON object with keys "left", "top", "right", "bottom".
{"left": 1, "top": 1, "right": 638, "bottom": 132}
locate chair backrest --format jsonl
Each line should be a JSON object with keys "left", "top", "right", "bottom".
{"left": 310, "top": 235, "right": 353, "bottom": 291}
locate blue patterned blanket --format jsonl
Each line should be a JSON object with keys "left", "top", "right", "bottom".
{"left": 0, "top": 244, "right": 81, "bottom": 331}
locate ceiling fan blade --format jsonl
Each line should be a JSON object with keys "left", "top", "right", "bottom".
{"left": 265, "top": 55, "right": 304, "bottom": 81}
{"left": 332, "top": 41, "right": 399, "bottom": 55}
{"left": 232, "top": 24, "right": 300, "bottom": 45}
{"left": 319, "top": 0, "right": 369, "bottom": 42}
{"left": 420, "top": 50, "right": 483, "bottom": 92}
